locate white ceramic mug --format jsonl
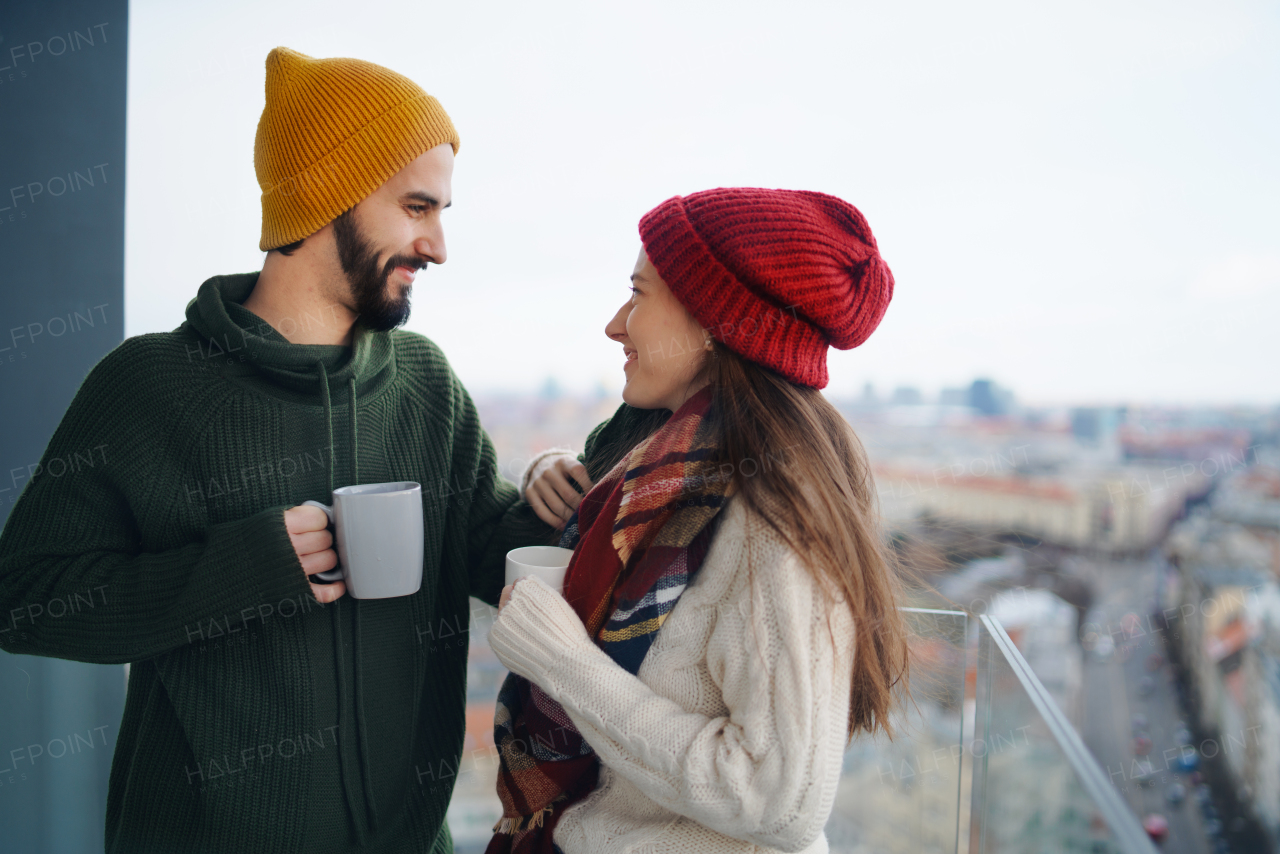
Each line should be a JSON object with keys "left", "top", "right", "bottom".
{"left": 505, "top": 546, "right": 574, "bottom": 595}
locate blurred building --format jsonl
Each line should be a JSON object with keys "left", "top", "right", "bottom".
{"left": 932, "top": 379, "right": 1016, "bottom": 416}
{"left": 891, "top": 386, "right": 924, "bottom": 406}
{"left": 1162, "top": 463, "right": 1280, "bottom": 847}
{"left": 1120, "top": 424, "right": 1254, "bottom": 465}
{"left": 969, "top": 379, "right": 1015, "bottom": 417}
{"left": 1069, "top": 407, "right": 1125, "bottom": 450}
{"left": 874, "top": 462, "right": 1197, "bottom": 555}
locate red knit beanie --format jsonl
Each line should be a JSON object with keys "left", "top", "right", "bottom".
{"left": 638, "top": 187, "right": 894, "bottom": 389}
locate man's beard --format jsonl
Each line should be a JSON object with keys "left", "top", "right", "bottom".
{"left": 333, "top": 208, "right": 422, "bottom": 333}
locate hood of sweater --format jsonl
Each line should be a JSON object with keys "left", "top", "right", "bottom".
{"left": 184, "top": 270, "right": 396, "bottom": 843}
{"left": 185, "top": 271, "right": 396, "bottom": 400}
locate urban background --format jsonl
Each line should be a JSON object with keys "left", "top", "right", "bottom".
{"left": 2, "top": 0, "right": 1278, "bottom": 852}
{"left": 447, "top": 381, "right": 1280, "bottom": 853}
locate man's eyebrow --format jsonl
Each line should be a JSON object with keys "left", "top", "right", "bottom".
{"left": 401, "top": 191, "right": 451, "bottom": 209}
{"left": 629, "top": 272, "right": 647, "bottom": 282}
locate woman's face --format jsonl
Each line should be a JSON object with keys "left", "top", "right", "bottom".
{"left": 605, "top": 248, "right": 710, "bottom": 412}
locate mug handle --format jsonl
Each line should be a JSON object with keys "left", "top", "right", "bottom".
{"left": 301, "top": 500, "right": 344, "bottom": 583}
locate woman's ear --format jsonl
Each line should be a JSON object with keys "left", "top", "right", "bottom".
{"left": 694, "top": 340, "right": 718, "bottom": 385}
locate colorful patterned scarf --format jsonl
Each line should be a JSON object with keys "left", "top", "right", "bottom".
{"left": 484, "top": 386, "right": 730, "bottom": 854}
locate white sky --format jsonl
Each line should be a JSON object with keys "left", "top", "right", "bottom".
{"left": 125, "top": 0, "right": 1280, "bottom": 406}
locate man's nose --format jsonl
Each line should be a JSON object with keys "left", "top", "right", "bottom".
{"left": 416, "top": 222, "right": 446, "bottom": 265}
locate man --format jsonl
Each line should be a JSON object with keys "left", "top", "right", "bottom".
{"left": 0, "top": 47, "right": 563, "bottom": 853}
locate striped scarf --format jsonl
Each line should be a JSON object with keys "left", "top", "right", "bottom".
{"left": 484, "top": 386, "right": 729, "bottom": 854}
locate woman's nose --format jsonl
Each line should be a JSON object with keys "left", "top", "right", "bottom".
{"left": 605, "top": 301, "right": 629, "bottom": 341}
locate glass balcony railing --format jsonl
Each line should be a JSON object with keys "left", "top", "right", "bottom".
{"left": 827, "top": 608, "right": 970, "bottom": 853}
{"left": 826, "top": 608, "right": 1162, "bottom": 854}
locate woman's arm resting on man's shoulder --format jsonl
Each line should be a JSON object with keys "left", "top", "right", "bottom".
{"left": 488, "top": 559, "right": 852, "bottom": 854}
{"left": 522, "top": 402, "right": 671, "bottom": 528}
{"left": 522, "top": 450, "right": 590, "bottom": 529}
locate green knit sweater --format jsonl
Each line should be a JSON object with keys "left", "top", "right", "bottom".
{"left": 0, "top": 272, "right": 555, "bottom": 853}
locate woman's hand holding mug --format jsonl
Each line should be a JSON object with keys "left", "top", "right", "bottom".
{"left": 499, "top": 546, "right": 574, "bottom": 615}
{"left": 498, "top": 582, "right": 516, "bottom": 614}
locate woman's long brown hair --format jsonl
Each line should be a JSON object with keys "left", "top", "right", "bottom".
{"left": 703, "top": 344, "right": 911, "bottom": 741}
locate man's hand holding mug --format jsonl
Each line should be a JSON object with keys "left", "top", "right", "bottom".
{"left": 284, "top": 504, "right": 346, "bottom": 603}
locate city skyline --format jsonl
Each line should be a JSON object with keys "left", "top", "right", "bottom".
{"left": 475, "top": 373, "right": 1279, "bottom": 412}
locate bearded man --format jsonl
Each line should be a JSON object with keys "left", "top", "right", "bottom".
{"left": 0, "top": 47, "right": 582, "bottom": 853}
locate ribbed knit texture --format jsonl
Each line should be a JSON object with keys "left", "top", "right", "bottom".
{"left": 488, "top": 498, "right": 856, "bottom": 853}
{"left": 638, "top": 188, "right": 894, "bottom": 389}
{"left": 255, "top": 47, "right": 461, "bottom": 250}
{"left": 0, "top": 272, "right": 545, "bottom": 854}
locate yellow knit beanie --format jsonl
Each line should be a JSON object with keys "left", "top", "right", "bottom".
{"left": 254, "top": 47, "right": 460, "bottom": 251}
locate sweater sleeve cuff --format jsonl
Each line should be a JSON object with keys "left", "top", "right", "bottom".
{"left": 518, "top": 448, "right": 579, "bottom": 497}
{"left": 185, "top": 504, "right": 314, "bottom": 622}
{"left": 488, "top": 576, "right": 598, "bottom": 684}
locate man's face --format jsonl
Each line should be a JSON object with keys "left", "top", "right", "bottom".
{"left": 334, "top": 143, "right": 454, "bottom": 331}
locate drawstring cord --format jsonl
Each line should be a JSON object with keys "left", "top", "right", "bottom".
{"left": 319, "top": 363, "right": 335, "bottom": 496}
{"left": 348, "top": 377, "right": 359, "bottom": 485}
{"left": 350, "top": 376, "right": 379, "bottom": 833}
{"left": 317, "top": 363, "right": 375, "bottom": 844}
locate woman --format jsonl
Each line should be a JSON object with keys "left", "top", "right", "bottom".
{"left": 485, "top": 187, "right": 910, "bottom": 854}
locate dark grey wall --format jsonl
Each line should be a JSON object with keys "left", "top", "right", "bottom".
{"left": 0, "top": 2, "right": 129, "bottom": 850}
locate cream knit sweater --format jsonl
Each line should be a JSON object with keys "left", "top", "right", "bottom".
{"left": 488, "top": 497, "right": 856, "bottom": 853}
